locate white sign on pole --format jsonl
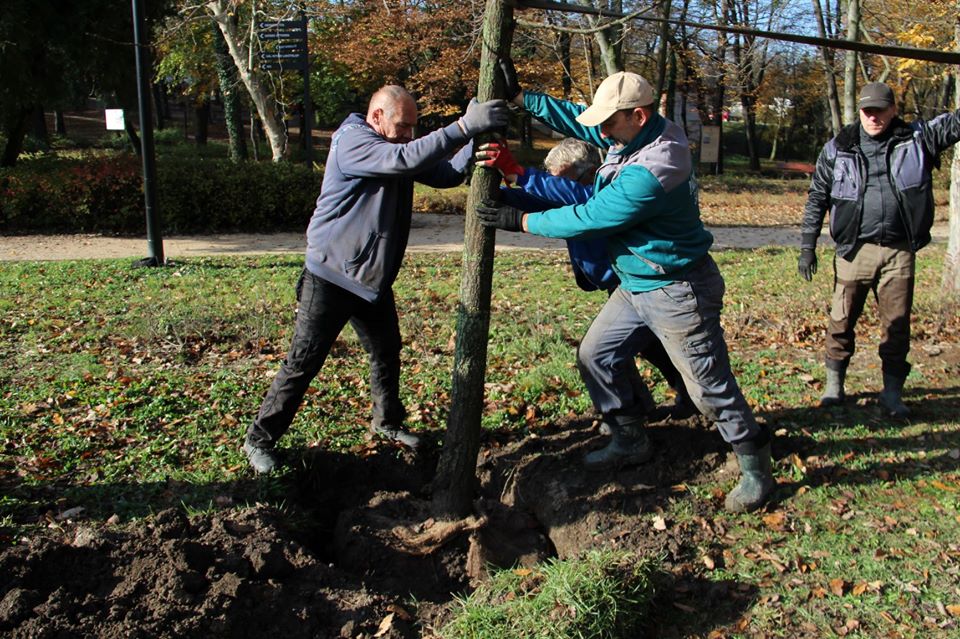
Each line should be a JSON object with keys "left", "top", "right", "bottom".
{"left": 105, "top": 109, "right": 125, "bottom": 131}
{"left": 700, "top": 125, "right": 721, "bottom": 164}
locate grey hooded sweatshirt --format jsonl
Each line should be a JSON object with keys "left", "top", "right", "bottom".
{"left": 305, "top": 113, "right": 471, "bottom": 302}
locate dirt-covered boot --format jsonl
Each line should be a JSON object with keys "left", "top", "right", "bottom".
{"left": 243, "top": 440, "right": 279, "bottom": 474}
{"left": 819, "top": 364, "right": 846, "bottom": 407}
{"left": 725, "top": 442, "right": 775, "bottom": 513}
{"left": 584, "top": 413, "right": 653, "bottom": 469}
{"left": 878, "top": 373, "right": 910, "bottom": 417}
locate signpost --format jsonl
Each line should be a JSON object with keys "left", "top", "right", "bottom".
{"left": 257, "top": 14, "right": 312, "bottom": 164}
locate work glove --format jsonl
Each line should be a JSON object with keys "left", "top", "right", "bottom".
{"left": 459, "top": 99, "right": 511, "bottom": 137}
{"left": 475, "top": 141, "right": 525, "bottom": 184}
{"left": 798, "top": 248, "right": 817, "bottom": 281}
{"left": 477, "top": 199, "right": 525, "bottom": 232}
{"left": 497, "top": 57, "right": 523, "bottom": 102}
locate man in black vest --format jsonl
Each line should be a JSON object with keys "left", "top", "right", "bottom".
{"left": 799, "top": 82, "right": 960, "bottom": 416}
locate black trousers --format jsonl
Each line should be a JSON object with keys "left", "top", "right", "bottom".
{"left": 246, "top": 270, "right": 404, "bottom": 448}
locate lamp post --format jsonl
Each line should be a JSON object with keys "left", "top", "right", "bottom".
{"left": 131, "top": 0, "right": 164, "bottom": 266}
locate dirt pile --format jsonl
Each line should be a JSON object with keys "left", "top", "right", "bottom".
{"left": 1, "top": 415, "right": 751, "bottom": 638}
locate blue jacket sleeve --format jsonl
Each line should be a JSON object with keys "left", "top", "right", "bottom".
{"left": 523, "top": 92, "right": 612, "bottom": 149}
{"left": 526, "top": 165, "right": 663, "bottom": 239}
{"left": 519, "top": 167, "right": 593, "bottom": 206}
{"left": 336, "top": 121, "right": 469, "bottom": 178}
{"left": 415, "top": 141, "right": 472, "bottom": 188}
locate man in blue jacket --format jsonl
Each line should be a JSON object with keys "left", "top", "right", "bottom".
{"left": 479, "top": 62, "right": 773, "bottom": 512}
{"left": 243, "top": 85, "right": 510, "bottom": 473}
{"left": 799, "top": 82, "right": 960, "bottom": 417}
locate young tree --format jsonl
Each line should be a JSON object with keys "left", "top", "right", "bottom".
{"left": 432, "top": 0, "right": 514, "bottom": 520}
{"left": 945, "top": 0, "right": 960, "bottom": 293}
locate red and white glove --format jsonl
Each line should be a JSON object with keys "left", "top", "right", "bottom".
{"left": 475, "top": 141, "right": 524, "bottom": 185}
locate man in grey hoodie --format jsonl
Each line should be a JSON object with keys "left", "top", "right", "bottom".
{"left": 243, "top": 85, "right": 510, "bottom": 473}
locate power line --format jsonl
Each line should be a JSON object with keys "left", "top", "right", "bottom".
{"left": 512, "top": 0, "right": 960, "bottom": 66}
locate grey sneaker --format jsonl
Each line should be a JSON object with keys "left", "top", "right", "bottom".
{"left": 371, "top": 424, "right": 421, "bottom": 449}
{"left": 243, "top": 441, "right": 279, "bottom": 474}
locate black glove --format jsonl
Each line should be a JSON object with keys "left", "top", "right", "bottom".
{"left": 460, "top": 98, "right": 511, "bottom": 136}
{"left": 477, "top": 199, "right": 524, "bottom": 232}
{"left": 497, "top": 57, "right": 522, "bottom": 101}
{"left": 798, "top": 248, "right": 817, "bottom": 281}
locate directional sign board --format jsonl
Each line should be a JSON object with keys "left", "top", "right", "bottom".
{"left": 257, "top": 30, "right": 304, "bottom": 40}
{"left": 258, "top": 20, "right": 303, "bottom": 29}
{"left": 260, "top": 51, "right": 306, "bottom": 60}
{"left": 260, "top": 61, "right": 305, "bottom": 71}
{"left": 276, "top": 42, "right": 304, "bottom": 51}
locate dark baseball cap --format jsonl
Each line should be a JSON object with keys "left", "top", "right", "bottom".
{"left": 858, "top": 82, "right": 894, "bottom": 110}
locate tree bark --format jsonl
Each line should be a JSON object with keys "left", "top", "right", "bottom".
{"left": 31, "top": 107, "right": 49, "bottom": 150}
{"left": 432, "top": 0, "right": 514, "bottom": 520}
{"left": 214, "top": 18, "right": 248, "bottom": 162}
{"left": 0, "top": 107, "right": 30, "bottom": 167}
{"left": 54, "top": 110, "right": 67, "bottom": 136}
{"left": 206, "top": 0, "right": 287, "bottom": 161}
{"left": 812, "top": 0, "right": 842, "bottom": 135}
{"left": 655, "top": 0, "right": 673, "bottom": 112}
{"left": 944, "top": 0, "right": 960, "bottom": 293}
{"left": 194, "top": 100, "right": 210, "bottom": 145}
{"left": 842, "top": 0, "right": 859, "bottom": 125}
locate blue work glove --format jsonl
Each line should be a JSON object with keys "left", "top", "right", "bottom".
{"left": 497, "top": 57, "right": 522, "bottom": 101}
{"left": 459, "top": 99, "right": 511, "bottom": 137}
{"left": 477, "top": 199, "right": 524, "bottom": 232}
{"left": 798, "top": 248, "right": 817, "bottom": 281}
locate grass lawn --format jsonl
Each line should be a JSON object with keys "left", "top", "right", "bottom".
{"left": 1, "top": 246, "right": 959, "bottom": 636}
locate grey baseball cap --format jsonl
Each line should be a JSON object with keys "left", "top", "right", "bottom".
{"left": 858, "top": 82, "right": 894, "bottom": 110}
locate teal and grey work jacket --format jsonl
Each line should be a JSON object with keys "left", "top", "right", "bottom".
{"left": 521, "top": 91, "right": 712, "bottom": 293}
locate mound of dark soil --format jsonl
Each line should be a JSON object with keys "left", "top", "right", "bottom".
{"left": 1, "top": 415, "right": 752, "bottom": 638}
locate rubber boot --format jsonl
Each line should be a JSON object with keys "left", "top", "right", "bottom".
{"left": 725, "top": 442, "right": 775, "bottom": 513}
{"left": 584, "top": 413, "right": 653, "bottom": 469}
{"left": 878, "top": 373, "right": 910, "bottom": 417}
{"left": 371, "top": 423, "right": 421, "bottom": 449}
{"left": 819, "top": 364, "right": 846, "bottom": 407}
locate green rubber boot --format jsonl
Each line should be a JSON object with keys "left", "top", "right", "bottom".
{"left": 584, "top": 413, "right": 653, "bottom": 469}
{"left": 725, "top": 442, "right": 775, "bottom": 513}
{"left": 819, "top": 365, "right": 846, "bottom": 407}
{"left": 878, "top": 373, "right": 910, "bottom": 417}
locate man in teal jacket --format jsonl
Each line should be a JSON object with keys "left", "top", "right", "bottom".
{"left": 478, "top": 61, "right": 773, "bottom": 512}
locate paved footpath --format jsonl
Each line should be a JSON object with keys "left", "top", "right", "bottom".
{"left": 0, "top": 213, "right": 949, "bottom": 261}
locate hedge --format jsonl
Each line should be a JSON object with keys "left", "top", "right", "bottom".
{"left": 0, "top": 155, "right": 319, "bottom": 234}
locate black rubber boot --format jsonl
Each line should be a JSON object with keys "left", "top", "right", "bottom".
{"left": 584, "top": 412, "right": 653, "bottom": 469}
{"left": 819, "top": 362, "right": 846, "bottom": 407}
{"left": 371, "top": 423, "right": 421, "bottom": 449}
{"left": 725, "top": 442, "right": 774, "bottom": 513}
{"left": 878, "top": 373, "right": 910, "bottom": 417}
{"left": 243, "top": 440, "right": 279, "bottom": 474}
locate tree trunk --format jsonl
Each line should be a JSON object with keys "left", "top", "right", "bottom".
{"left": 842, "top": 0, "right": 859, "bottom": 125}
{"left": 214, "top": 20, "right": 248, "bottom": 162}
{"left": 579, "top": 0, "right": 622, "bottom": 75}
{"left": 206, "top": 0, "right": 287, "bottom": 161}
{"left": 812, "top": 0, "right": 842, "bottom": 135}
{"left": 0, "top": 107, "right": 30, "bottom": 167}
{"left": 194, "top": 101, "right": 210, "bottom": 145}
{"left": 153, "top": 82, "right": 167, "bottom": 130}
{"left": 54, "top": 110, "right": 67, "bottom": 136}
{"left": 432, "top": 0, "right": 514, "bottom": 520}
{"left": 559, "top": 31, "right": 572, "bottom": 100}
{"left": 944, "top": 0, "right": 960, "bottom": 293}
{"left": 654, "top": 0, "right": 672, "bottom": 113}
{"left": 31, "top": 107, "right": 49, "bottom": 150}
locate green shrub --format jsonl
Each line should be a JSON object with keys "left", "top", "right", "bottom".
{"left": 0, "top": 155, "right": 318, "bottom": 234}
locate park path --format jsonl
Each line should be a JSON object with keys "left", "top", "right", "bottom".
{"left": 0, "top": 213, "right": 950, "bottom": 261}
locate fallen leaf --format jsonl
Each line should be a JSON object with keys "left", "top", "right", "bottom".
{"left": 702, "top": 555, "right": 716, "bottom": 570}
{"left": 946, "top": 604, "right": 960, "bottom": 617}
{"left": 852, "top": 582, "right": 868, "bottom": 596}
{"left": 762, "top": 512, "right": 786, "bottom": 530}
{"left": 652, "top": 515, "right": 667, "bottom": 531}
{"left": 513, "top": 568, "right": 532, "bottom": 577}
{"left": 673, "top": 602, "right": 696, "bottom": 612}
{"left": 829, "top": 578, "right": 847, "bottom": 597}
{"left": 374, "top": 613, "right": 395, "bottom": 637}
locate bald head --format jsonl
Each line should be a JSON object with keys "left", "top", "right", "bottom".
{"left": 367, "top": 85, "right": 417, "bottom": 143}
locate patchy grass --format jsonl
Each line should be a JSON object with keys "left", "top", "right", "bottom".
{"left": 435, "top": 550, "right": 659, "bottom": 638}
{"left": 1, "top": 247, "right": 959, "bottom": 636}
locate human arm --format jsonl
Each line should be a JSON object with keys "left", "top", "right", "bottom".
{"left": 415, "top": 141, "right": 474, "bottom": 188}
{"left": 336, "top": 100, "right": 509, "bottom": 178}
{"left": 520, "top": 167, "right": 593, "bottom": 206}
{"left": 798, "top": 144, "right": 834, "bottom": 280}
{"left": 920, "top": 108, "right": 960, "bottom": 154}
{"left": 523, "top": 165, "right": 662, "bottom": 239}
